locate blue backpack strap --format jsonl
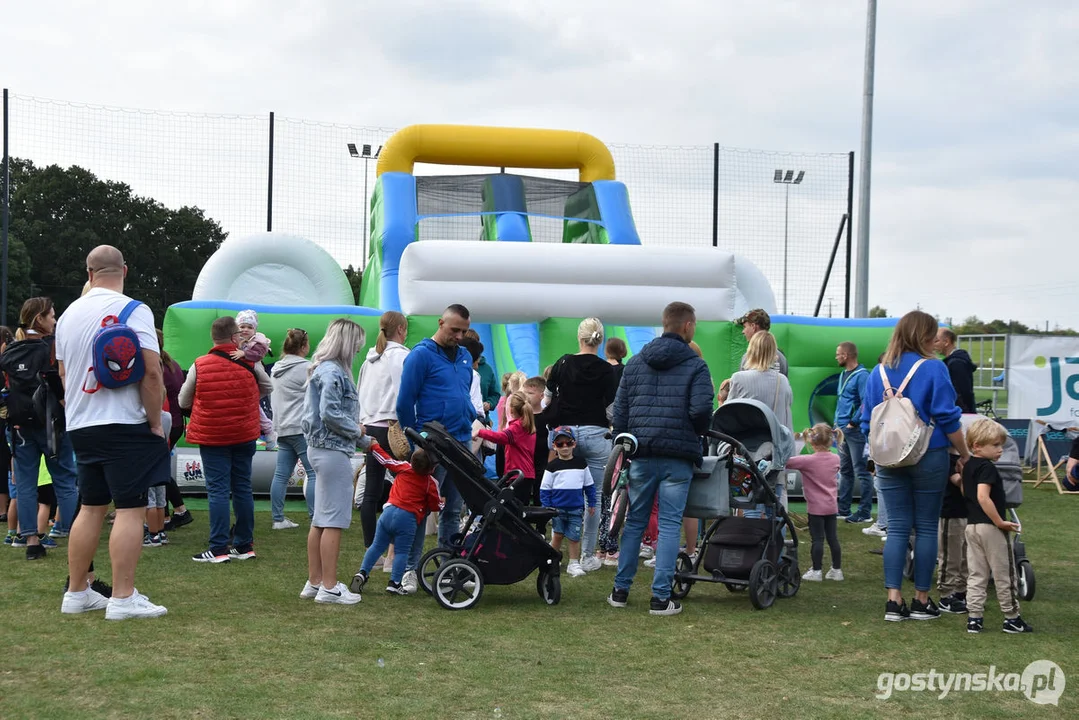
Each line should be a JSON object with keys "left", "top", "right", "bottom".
{"left": 117, "top": 300, "right": 142, "bottom": 324}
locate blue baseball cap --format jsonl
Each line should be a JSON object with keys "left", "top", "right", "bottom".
{"left": 552, "top": 426, "right": 577, "bottom": 443}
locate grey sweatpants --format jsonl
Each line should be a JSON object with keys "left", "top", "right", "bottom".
{"left": 964, "top": 523, "right": 1020, "bottom": 619}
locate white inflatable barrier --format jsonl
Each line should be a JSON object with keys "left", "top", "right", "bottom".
{"left": 397, "top": 241, "right": 777, "bottom": 325}
{"left": 173, "top": 447, "right": 365, "bottom": 497}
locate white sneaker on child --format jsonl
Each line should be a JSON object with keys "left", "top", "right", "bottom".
{"left": 566, "top": 561, "right": 586, "bottom": 577}
{"left": 801, "top": 569, "right": 823, "bottom": 582}
{"left": 825, "top": 567, "right": 844, "bottom": 581}
{"left": 639, "top": 545, "right": 655, "bottom": 560}
{"left": 644, "top": 556, "right": 657, "bottom": 568}
{"left": 581, "top": 556, "right": 602, "bottom": 572}
{"left": 401, "top": 570, "right": 418, "bottom": 594}
{"left": 862, "top": 523, "right": 886, "bottom": 537}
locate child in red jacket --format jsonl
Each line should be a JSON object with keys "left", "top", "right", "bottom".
{"left": 474, "top": 391, "right": 536, "bottom": 503}
{"left": 350, "top": 443, "right": 443, "bottom": 595}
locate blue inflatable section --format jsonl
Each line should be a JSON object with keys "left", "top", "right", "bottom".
{"left": 378, "top": 172, "right": 418, "bottom": 313}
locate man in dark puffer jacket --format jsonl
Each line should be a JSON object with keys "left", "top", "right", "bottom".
{"left": 607, "top": 302, "right": 713, "bottom": 616}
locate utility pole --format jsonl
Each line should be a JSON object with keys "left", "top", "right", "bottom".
{"left": 853, "top": 0, "right": 877, "bottom": 317}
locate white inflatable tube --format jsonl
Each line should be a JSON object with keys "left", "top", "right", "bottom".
{"left": 193, "top": 232, "right": 355, "bottom": 306}
{"left": 397, "top": 241, "right": 777, "bottom": 325}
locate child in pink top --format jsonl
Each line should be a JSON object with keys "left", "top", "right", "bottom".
{"left": 475, "top": 391, "right": 536, "bottom": 503}
{"left": 787, "top": 423, "right": 843, "bottom": 582}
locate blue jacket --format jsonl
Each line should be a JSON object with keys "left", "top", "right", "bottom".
{"left": 834, "top": 364, "right": 868, "bottom": 428}
{"left": 612, "top": 333, "right": 714, "bottom": 463}
{"left": 395, "top": 338, "right": 477, "bottom": 443}
{"left": 302, "top": 361, "right": 368, "bottom": 454}
{"left": 860, "top": 352, "right": 962, "bottom": 450}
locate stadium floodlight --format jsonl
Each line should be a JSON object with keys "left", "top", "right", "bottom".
{"left": 773, "top": 169, "right": 808, "bottom": 314}
{"left": 349, "top": 144, "right": 385, "bottom": 270}
{"left": 347, "top": 143, "right": 360, "bottom": 158}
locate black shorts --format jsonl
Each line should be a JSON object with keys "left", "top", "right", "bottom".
{"left": 69, "top": 423, "right": 171, "bottom": 510}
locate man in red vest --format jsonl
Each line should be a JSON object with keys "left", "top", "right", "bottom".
{"left": 178, "top": 316, "right": 273, "bottom": 563}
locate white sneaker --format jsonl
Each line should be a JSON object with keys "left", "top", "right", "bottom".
{"left": 401, "top": 570, "right": 418, "bottom": 594}
{"left": 272, "top": 518, "right": 299, "bottom": 530}
{"left": 602, "top": 554, "right": 620, "bottom": 567}
{"left": 104, "top": 590, "right": 168, "bottom": 620}
{"left": 581, "top": 556, "right": 602, "bottom": 573}
{"left": 315, "top": 582, "right": 362, "bottom": 605}
{"left": 881, "top": 535, "right": 888, "bottom": 543}
{"left": 566, "top": 561, "right": 586, "bottom": 577}
{"left": 61, "top": 585, "right": 109, "bottom": 614}
{"left": 801, "top": 569, "right": 823, "bottom": 582}
{"left": 825, "top": 567, "right": 845, "bottom": 581}
{"left": 644, "top": 556, "right": 657, "bottom": 568}
{"left": 862, "top": 523, "right": 886, "bottom": 537}
{"left": 299, "top": 580, "right": 320, "bottom": 599}
{"left": 639, "top": 545, "right": 655, "bottom": 560}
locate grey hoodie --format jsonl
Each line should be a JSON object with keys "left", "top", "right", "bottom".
{"left": 270, "top": 354, "right": 311, "bottom": 437}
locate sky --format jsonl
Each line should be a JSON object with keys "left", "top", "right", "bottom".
{"left": 3, "top": 0, "right": 1078, "bottom": 328}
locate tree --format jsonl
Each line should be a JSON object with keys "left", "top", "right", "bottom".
{"left": 3, "top": 234, "right": 34, "bottom": 325}
{"left": 868, "top": 305, "right": 887, "bottom": 318}
{"left": 343, "top": 265, "right": 362, "bottom": 305}
{"left": 7, "top": 159, "right": 225, "bottom": 321}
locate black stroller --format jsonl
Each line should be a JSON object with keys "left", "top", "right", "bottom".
{"left": 671, "top": 400, "right": 801, "bottom": 610}
{"left": 407, "top": 422, "right": 563, "bottom": 611}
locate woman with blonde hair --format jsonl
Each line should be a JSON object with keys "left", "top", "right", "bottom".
{"left": 357, "top": 311, "right": 410, "bottom": 558}
{"left": 545, "top": 317, "right": 616, "bottom": 571}
{"left": 860, "top": 310, "right": 969, "bottom": 622}
{"left": 728, "top": 331, "right": 793, "bottom": 431}
{"left": 300, "top": 319, "right": 370, "bottom": 604}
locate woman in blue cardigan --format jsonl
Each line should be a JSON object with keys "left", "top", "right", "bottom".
{"left": 861, "top": 311, "right": 970, "bottom": 623}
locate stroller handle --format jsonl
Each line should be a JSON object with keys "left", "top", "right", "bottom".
{"left": 405, "top": 427, "right": 426, "bottom": 446}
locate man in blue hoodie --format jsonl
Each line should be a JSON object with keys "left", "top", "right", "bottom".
{"left": 395, "top": 304, "right": 477, "bottom": 592}
{"left": 834, "top": 342, "right": 874, "bottom": 523}
{"left": 607, "top": 302, "right": 713, "bottom": 616}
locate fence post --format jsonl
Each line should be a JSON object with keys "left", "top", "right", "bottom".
{"left": 845, "top": 150, "right": 854, "bottom": 318}
{"left": 711, "top": 142, "right": 719, "bottom": 248}
{"left": 2, "top": 88, "right": 9, "bottom": 327}
{"left": 266, "top": 111, "right": 274, "bottom": 232}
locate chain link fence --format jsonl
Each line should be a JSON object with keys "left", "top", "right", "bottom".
{"left": 4, "top": 91, "right": 852, "bottom": 315}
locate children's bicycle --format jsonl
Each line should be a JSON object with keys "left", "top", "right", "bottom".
{"left": 602, "top": 433, "right": 638, "bottom": 537}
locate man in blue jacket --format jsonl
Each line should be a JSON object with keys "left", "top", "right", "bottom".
{"left": 395, "top": 304, "right": 476, "bottom": 592}
{"left": 834, "top": 342, "right": 874, "bottom": 523}
{"left": 607, "top": 302, "right": 713, "bottom": 616}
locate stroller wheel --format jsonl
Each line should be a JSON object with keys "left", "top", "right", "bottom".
{"left": 432, "top": 559, "right": 484, "bottom": 611}
{"left": 1017, "top": 559, "right": 1036, "bottom": 601}
{"left": 670, "top": 552, "right": 694, "bottom": 600}
{"left": 418, "top": 548, "right": 454, "bottom": 596}
{"left": 748, "top": 559, "right": 777, "bottom": 610}
{"left": 776, "top": 558, "right": 800, "bottom": 599}
{"left": 536, "top": 570, "right": 561, "bottom": 606}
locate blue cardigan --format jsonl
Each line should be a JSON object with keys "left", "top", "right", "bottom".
{"left": 860, "top": 351, "right": 962, "bottom": 449}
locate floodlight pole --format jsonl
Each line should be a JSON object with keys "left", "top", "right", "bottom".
{"left": 854, "top": 0, "right": 877, "bottom": 318}
{"left": 783, "top": 184, "right": 790, "bottom": 314}
{"left": 362, "top": 162, "right": 369, "bottom": 268}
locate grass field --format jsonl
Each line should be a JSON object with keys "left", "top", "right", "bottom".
{"left": 958, "top": 336, "right": 1009, "bottom": 415}
{"left": 2, "top": 484, "right": 1077, "bottom": 720}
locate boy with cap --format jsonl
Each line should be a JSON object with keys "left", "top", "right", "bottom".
{"left": 540, "top": 426, "right": 596, "bottom": 578}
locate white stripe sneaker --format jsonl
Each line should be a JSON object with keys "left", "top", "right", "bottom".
{"left": 315, "top": 582, "right": 362, "bottom": 605}
{"left": 299, "top": 580, "right": 320, "bottom": 599}
{"left": 272, "top": 518, "right": 299, "bottom": 530}
{"left": 105, "top": 590, "right": 167, "bottom": 620}
{"left": 61, "top": 585, "right": 110, "bottom": 614}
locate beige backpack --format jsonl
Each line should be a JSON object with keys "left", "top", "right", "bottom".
{"left": 868, "top": 360, "right": 935, "bottom": 469}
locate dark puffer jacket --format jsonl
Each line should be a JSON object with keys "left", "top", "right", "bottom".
{"left": 612, "top": 333, "right": 714, "bottom": 462}
{"left": 944, "top": 348, "right": 977, "bottom": 414}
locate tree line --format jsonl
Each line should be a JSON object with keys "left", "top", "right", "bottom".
{"left": 3, "top": 158, "right": 225, "bottom": 324}
{"left": 868, "top": 306, "right": 1075, "bottom": 336}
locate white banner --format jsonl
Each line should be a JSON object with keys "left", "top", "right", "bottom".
{"left": 1007, "top": 335, "right": 1079, "bottom": 423}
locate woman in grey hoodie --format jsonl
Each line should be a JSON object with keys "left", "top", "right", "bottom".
{"left": 357, "top": 311, "right": 410, "bottom": 549}
{"left": 269, "top": 329, "right": 315, "bottom": 528}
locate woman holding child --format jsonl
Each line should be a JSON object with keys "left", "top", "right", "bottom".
{"left": 860, "top": 311, "right": 969, "bottom": 622}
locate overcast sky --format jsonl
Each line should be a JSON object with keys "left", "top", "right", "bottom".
{"left": 3, "top": 1, "right": 1077, "bottom": 328}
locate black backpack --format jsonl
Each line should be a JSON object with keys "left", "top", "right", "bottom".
{"left": 0, "top": 337, "right": 53, "bottom": 427}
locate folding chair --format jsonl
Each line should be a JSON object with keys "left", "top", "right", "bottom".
{"left": 1030, "top": 420, "right": 1079, "bottom": 494}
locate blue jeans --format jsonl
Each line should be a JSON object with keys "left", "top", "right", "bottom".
{"left": 877, "top": 448, "right": 949, "bottom": 592}
{"left": 269, "top": 434, "right": 315, "bottom": 521}
{"left": 12, "top": 426, "right": 78, "bottom": 537}
{"left": 875, "top": 475, "right": 888, "bottom": 529}
{"left": 200, "top": 442, "right": 256, "bottom": 553}
{"left": 360, "top": 505, "right": 418, "bottom": 583}
{"left": 838, "top": 426, "right": 874, "bottom": 518}
{"left": 405, "top": 464, "right": 460, "bottom": 571}
{"left": 615, "top": 456, "right": 693, "bottom": 601}
{"left": 564, "top": 425, "right": 611, "bottom": 559}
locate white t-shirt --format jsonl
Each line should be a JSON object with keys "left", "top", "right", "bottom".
{"left": 55, "top": 287, "right": 160, "bottom": 431}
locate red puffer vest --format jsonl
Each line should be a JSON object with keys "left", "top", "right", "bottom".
{"left": 185, "top": 344, "right": 261, "bottom": 446}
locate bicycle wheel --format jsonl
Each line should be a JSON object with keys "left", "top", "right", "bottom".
{"left": 602, "top": 444, "right": 627, "bottom": 497}
{"left": 608, "top": 486, "right": 629, "bottom": 537}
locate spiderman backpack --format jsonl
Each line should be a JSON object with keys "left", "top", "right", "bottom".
{"left": 84, "top": 300, "right": 146, "bottom": 393}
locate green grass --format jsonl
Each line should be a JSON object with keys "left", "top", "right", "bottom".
{"left": 959, "top": 337, "right": 1008, "bottom": 414}
{"left": 2, "top": 488, "right": 1077, "bottom": 719}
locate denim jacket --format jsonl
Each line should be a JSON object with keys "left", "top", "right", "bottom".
{"left": 302, "top": 361, "right": 368, "bottom": 453}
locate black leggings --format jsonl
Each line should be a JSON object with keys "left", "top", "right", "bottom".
{"left": 360, "top": 425, "right": 392, "bottom": 547}
{"left": 166, "top": 425, "right": 186, "bottom": 511}
{"left": 808, "top": 514, "right": 841, "bottom": 571}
